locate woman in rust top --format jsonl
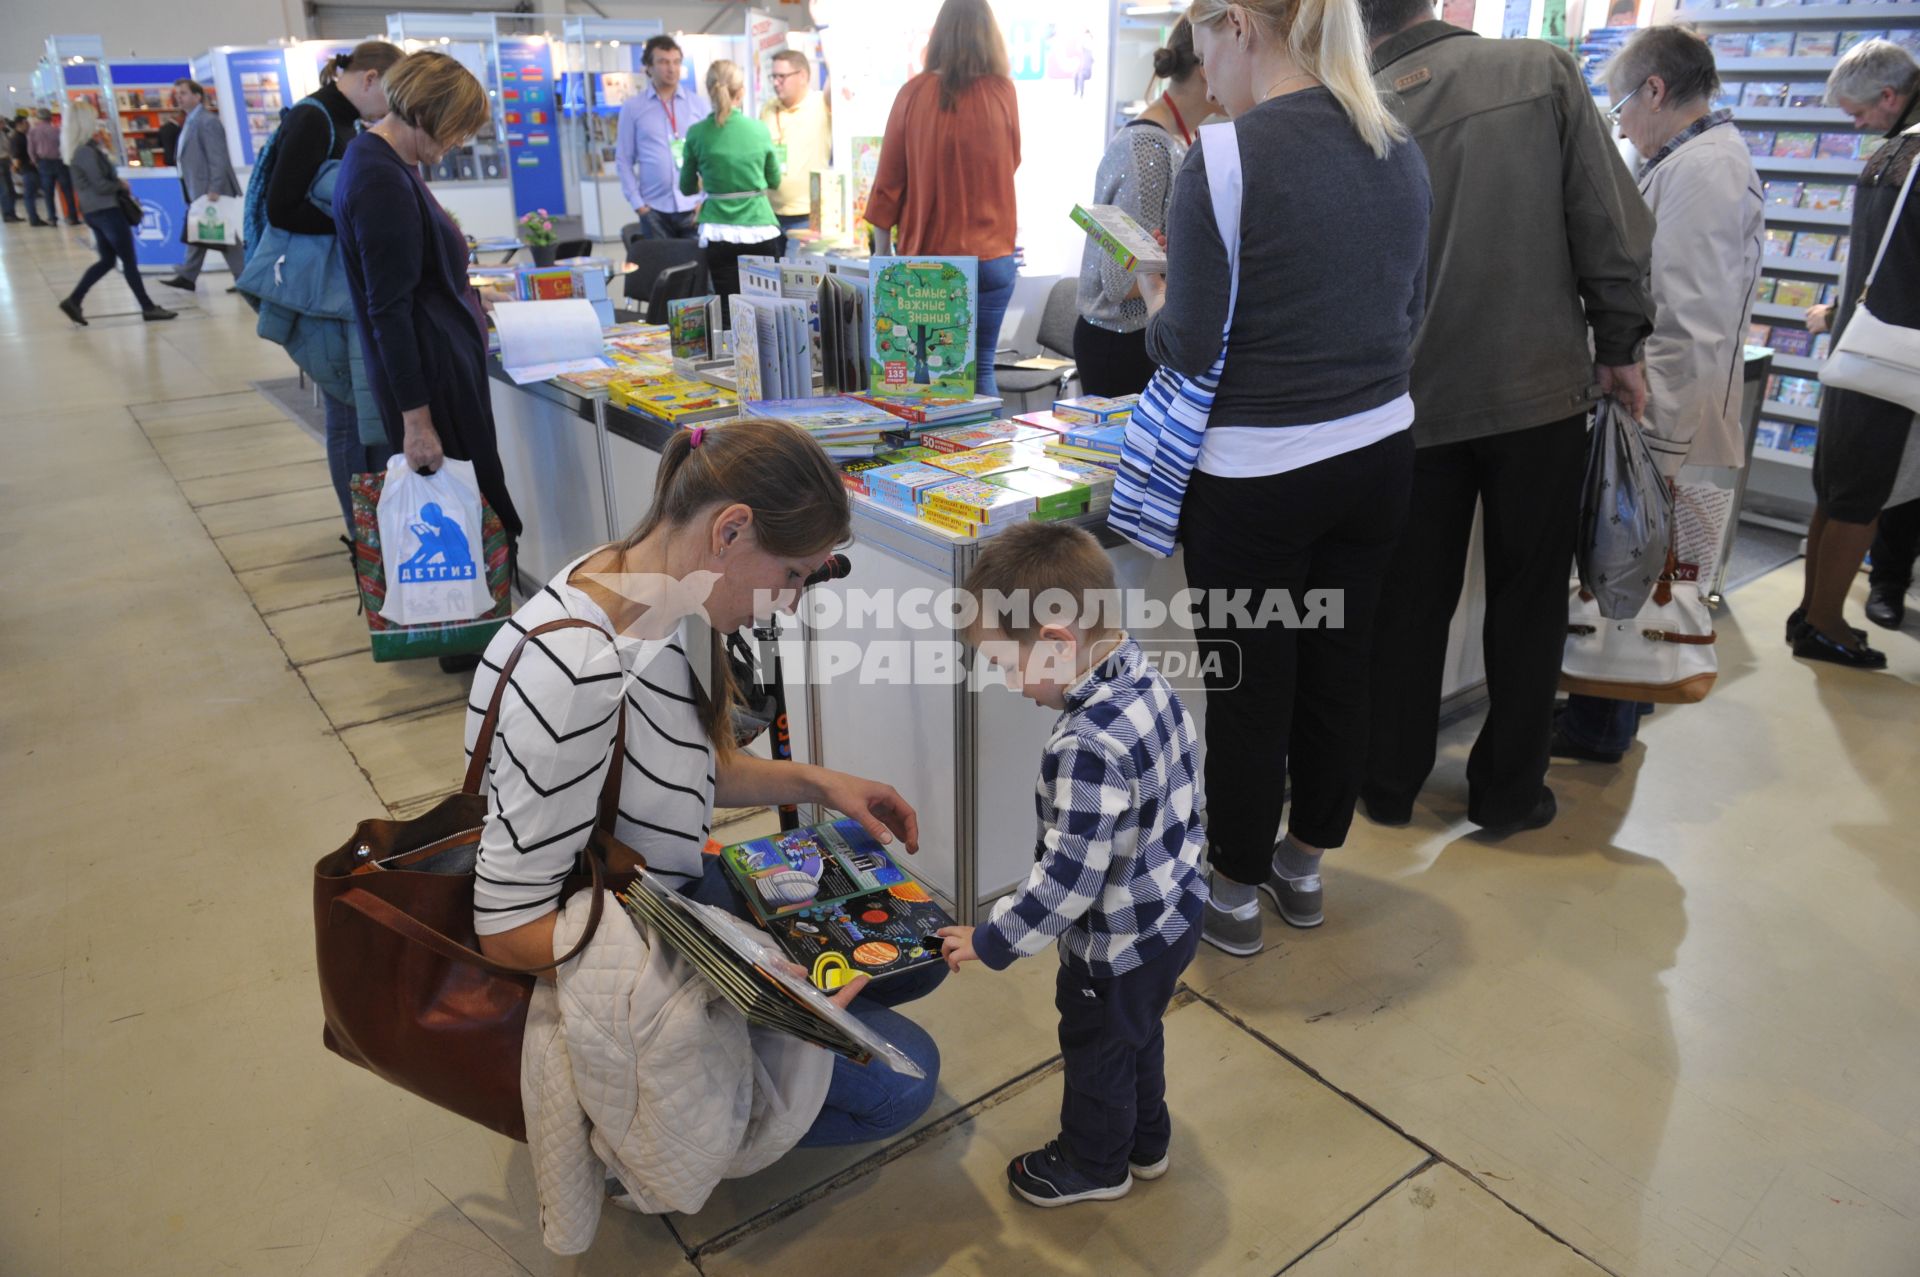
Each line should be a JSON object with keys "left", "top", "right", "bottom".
{"left": 865, "top": 0, "right": 1021, "bottom": 398}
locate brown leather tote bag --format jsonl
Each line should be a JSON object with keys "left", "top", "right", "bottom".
{"left": 312, "top": 617, "right": 645, "bottom": 1141}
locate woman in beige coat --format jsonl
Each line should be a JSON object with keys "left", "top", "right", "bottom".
{"left": 1556, "top": 26, "right": 1764, "bottom": 762}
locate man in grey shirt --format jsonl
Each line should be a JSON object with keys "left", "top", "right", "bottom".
{"left": 1358, "top": 0, "right": 1655, "bottom": 834}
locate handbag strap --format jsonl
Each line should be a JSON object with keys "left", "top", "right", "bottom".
{"left": 1859, "top": 122, "right": 1920, "bottom": 302}
{"left": 1197, "top": 121, "right": 1245, "bottom": 342}
{"left": 330, "top": 838, "right": 606, "bottom": 977}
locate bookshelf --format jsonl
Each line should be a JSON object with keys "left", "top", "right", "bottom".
{"left": 1682, "top": 2, "right": 1920, "bottom": 490}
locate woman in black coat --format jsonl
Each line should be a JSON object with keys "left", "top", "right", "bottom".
{"left": 271, "top": 40, "right": 403, "bottom": 536}
{"left": 334, "top": 51, "right": 521, "bottom": 543}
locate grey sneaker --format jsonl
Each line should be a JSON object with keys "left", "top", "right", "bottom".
{"left": 1201, "top": 894, "right": 1264, "bottom": 956}
{"left": 1261, "top": 868, "right": 1324, "bottom": 929}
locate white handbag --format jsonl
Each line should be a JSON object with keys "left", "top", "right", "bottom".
{"left": 1561, "top": 569, "right": 1718, "bottom": 704}
{"left": 1821, "top": 124, "right": 1920, "bottom": 413}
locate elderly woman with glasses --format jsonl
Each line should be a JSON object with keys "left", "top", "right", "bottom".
{"left": 1555, "top": 26, "right": 1764, "bottom": 761}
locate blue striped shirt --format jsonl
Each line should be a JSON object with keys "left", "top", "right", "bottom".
{"left": 972, "top": 636, "right": 1209, "bottom": 977}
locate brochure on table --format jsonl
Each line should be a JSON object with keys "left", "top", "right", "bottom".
{"left": 810, "top": 0, "right": 1111, "bottom": 277}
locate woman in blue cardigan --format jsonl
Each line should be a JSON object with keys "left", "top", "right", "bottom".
{"left": 334, "top": 51, "right": 522, "bottom": 546}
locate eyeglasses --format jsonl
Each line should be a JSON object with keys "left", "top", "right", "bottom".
{"left": 771, "top": 70, "right": 805, "bottom": 82}
{"left": 1606, "top": 79, "right": 1649, "bottom": 124}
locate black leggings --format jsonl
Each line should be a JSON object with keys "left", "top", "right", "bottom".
{"left": 1072, "top": 317, "right": 1159, "bottom": 398}
{"left": 73, "top": 209, "right": 156, "bottom": 309}
{"left": 1181, "top": 431, "right": 1415, "bottom": 879}
{"left": 703, "top": 233, "right": 786, "bottom": 328}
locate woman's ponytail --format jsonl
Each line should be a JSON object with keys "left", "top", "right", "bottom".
{"left": 1291, "top": 0, "right": 1407, "bottom": 159}
{"left": 706, "top": 59, "right": 744, "bottom": 127}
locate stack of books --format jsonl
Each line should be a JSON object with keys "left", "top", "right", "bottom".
{"left": 1044, "top": 421, "right": 1127, "bottom": 468}
{"left": 919, "top": 477, "right": 1038, "bottom": 538}
{"left": 611, "top": 376, "right": 739, "bottom": 425}
{"left": 919, "top": 419, "right": 1059, "bottom": 453}
{"left": 852, "top": 392, "right": 1005, "bottom": 434}
{"left": 744, "top": 396, "right": 905, "bottom": 461}
{"left": 860, "top": 461, "right": 964, "bottom": 517}
{"left": 1050, "top": 394, "right": 1138, "bottom": 426}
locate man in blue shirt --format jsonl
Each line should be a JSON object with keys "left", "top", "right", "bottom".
{"left": 615, "top": 35, "right": 707, "bottom": 240}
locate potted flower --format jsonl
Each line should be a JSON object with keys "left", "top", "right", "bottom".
{"left": 518, "top": 209, "right": 559, "bottom": 266}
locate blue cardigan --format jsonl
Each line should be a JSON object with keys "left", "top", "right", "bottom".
{"left": 334, "top": 131, "right": 521, "bottom": 539}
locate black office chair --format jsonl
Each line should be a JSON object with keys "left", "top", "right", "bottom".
{"left": 623, "top": 239, "right": 708, "bottom": 315}
{"left": 645, "top": 261, "right": 705, "bottom": 325}
{"left": 551, "top": 238, "right": 593, "bottom": 261}
{"left": 620, "top": 222, "right": 646, "bottom": 260}
{"left": 994, "top": 277, "right": 1082, "bottom": 411}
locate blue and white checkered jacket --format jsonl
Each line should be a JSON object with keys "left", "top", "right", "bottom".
{"left": 972, "top": 636, "right": 1208, "bottom": 978}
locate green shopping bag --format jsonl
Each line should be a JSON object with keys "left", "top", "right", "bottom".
{"left": 350, "top": 469, "right": 511, "bottom": 662}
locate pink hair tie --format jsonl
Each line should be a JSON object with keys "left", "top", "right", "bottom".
{"left": 689, "top": 425, "right": 708, "bottom": 448}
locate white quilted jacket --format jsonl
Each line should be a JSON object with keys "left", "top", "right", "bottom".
{"left": 521, "top": 891, "right": 833, "bottom": 1254}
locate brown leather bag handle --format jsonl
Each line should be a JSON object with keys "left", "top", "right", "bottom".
{"left": 463, "top": 617, "right": 622, "bottom": 796}
{"left": 332, "top": 844, "right": 609, "bottom": 976}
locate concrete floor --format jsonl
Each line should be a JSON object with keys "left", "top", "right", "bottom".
{"left": 3, "top": 222, "right": 1919, "bottom": 1277}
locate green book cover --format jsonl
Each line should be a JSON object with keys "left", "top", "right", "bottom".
{"left": 868, "top": 257, "right": 978, "bottom": 400}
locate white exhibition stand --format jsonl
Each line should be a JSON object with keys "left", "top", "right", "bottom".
{"left": 487, "top": 369, "right": 1492, "bottom": 923}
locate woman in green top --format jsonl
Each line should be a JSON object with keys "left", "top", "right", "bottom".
{"left": 681, "top": 59, "right": 783, "bottom": 324}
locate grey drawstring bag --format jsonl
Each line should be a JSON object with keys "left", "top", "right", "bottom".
{"left": 1576, "top": 397, "right": 1673, "bottom": 620}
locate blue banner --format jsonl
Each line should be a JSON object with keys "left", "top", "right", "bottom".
{"left": 497, "top": 38, "right": 567, "bottom": 221}
{"left": 126, "top": 172, "right": 188, "bottom": 271}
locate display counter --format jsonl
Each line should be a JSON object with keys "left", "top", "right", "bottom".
{"left": 488, "top": 376, "right": 1495, "bottom": 923}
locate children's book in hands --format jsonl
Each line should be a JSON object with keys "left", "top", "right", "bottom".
{"left": 718, "top": 818, "right": 955, "bottom": 992}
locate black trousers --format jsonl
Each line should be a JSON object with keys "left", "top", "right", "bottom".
{"left": 1072, "top": 317, "right": 1158, "bottom": 399}
{"left": 1182, "top": 431, "right": 1415, "bottom": 880}
{"left": 1056, "top": 924, "right": 1199, "bottom": 1183}
{"left": 1365, "top": 414, "right": 1589, "bottom": 826}
{"left": 703, "top": 233, "right": 785, "bottom": 328}
{"left": 73, "top": 210, "right": 157, "bottom": 309}
{"left": 1869, "top": 498, "right": 1920, "bottom": 592}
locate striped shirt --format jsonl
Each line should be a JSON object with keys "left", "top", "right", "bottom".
{"left": 465, "top": 555, "right": 716, "bottom": 936}
{"left": 971, "top": 636, "right": 1209, "bottom": 978}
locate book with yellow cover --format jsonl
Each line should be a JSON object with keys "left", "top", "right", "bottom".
{"left": 927, "top": 443, "right": 1021, "bottom": 478}
{"left": 613, "top": 378, "right": 738, "bottom": 424}
{"left": 922, "top": 477, "right": 1037, "bottom": 524}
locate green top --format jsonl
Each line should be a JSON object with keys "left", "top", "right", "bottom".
{"left": 679, "top": 113, "right": 783, "bottom": 228}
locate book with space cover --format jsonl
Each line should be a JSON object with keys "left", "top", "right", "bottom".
{"left": 718, "top": 818, "right": 955, "bottom": 993}
{"left": 1070, "top": 203, "right": 1168, "bottom": 274}
{"left": 620, "top": 870, "right": 925, "bottom": 1073}
{"left": 868, "top": 256, "right": 979, "bottom": 399}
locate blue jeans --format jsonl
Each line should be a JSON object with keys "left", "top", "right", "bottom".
{"left": 37, "top": 157, "right": 74, "bottom": 223}
{"left": 0, "top": 171, "right": 16, "bottom": 220}
{"left": 72, "top": 210, "right": 156, "bottom": 309}
{"left": 21, "top": 166, "right": 46, "bottom": 222}
{"left": 683, "top": 852, "right": 945, "bottom": 1146}
{"left": 325, "top": 392, "right": 392, "bottom": 538}
{"left": 975, "top": 254, "right": 1018, "bottom": 400}
{"left": 1559, "top": 695, "right": 1653, "bottom": 755}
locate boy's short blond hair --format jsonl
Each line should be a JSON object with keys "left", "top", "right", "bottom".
{"left": 963, "top": 522, "right": 1118, "bottom": 642}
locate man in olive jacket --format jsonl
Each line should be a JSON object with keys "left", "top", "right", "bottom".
{"left": 1359, "top": 1, "right": 1656, "bottom": 834}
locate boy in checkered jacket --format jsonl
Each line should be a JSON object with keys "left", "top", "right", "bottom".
{"left": 938, "top": 522, "right": 1208, "bottom": 1208}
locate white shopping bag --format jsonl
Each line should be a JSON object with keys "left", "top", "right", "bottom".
{"left": 375, "top": 456, "right": 492, "bottom": 626}
{"left": 186, "top": 194, "right": 245, "bottom": 246}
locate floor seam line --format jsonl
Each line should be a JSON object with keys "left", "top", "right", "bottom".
{"left": 190, "top": 483, "right": 337, "bottom": 512}
{"left": 221, "top": 547, "right": 351, "bottom": 574}
{"left": 255, "top": 590, "right": 361, "bottom": 617}
{"left": 167, "top": 453, "right": 328, "bottom": 484}
{"left": 1272, "top": 1155, "right": 1438, "bottom": 1277}
{"left": 328, "top": 695, "right": 471, "bottom": 735}
{"left": 1186, "top": 988, "right": 1626, "bottom": 1277}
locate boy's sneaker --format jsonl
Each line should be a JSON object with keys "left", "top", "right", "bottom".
{"left": 1007, "top": 1140, "right": 1132, "bottom": 1208}
{"left": 1129, "top": 1149, "right": 1170, "bottom": 1181}
{"left": 1201, "top": 894, "right": 1264, "bottom": 956}
{"left": 1260, "top": 869, "right": 1324, "bottom": 929}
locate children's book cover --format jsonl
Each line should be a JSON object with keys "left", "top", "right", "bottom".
{"left": 668, "top": 295, "right": 714, "bottom": 362}
{"left": 867, "top": 257, "right": 979, "bottom": 399}
{"left": 720, "top": 818, "right": 955, "bottom": 990}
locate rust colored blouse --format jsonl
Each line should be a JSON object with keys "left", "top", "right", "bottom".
{"left": 864, "top": 72, "right": 1021, "bottom": 260}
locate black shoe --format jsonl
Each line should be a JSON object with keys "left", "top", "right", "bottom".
{"left": 438, "top": 653, "right": 482, "bottom": 674}
{"left": 65, "top": 219, "right": 82, "bottom": 226}
{"left": 1865, "top": 584, "right": 1906, "bottom": 630}
{"left": 3, "top": 216, "right": 22, "bottom": 223}
{"left": 1792, "top": 627, "right": 1888, "bottom": 669}
{"left": 141, "top": 305, "right": 177, "bottom": 322}
{"left": 29, "top": 219, "right": 49, "bottom": 227}
{"left": 225, "top": 285, "right": 240, "bottom": 293}
{"left": 1550, "top": 727, "right": 1622, "bottom": 765}
{"left": 58, "top": 296, "right": 86, "bottom": 326}
{"left": 157, "top": 275, "right": 195, "bottom": 291}
{"left": 1785, "top": 607, "right": 1866, "bottom": 644}
{"left": 1471, "top": 788, "right": 1558, "bottom": 836}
